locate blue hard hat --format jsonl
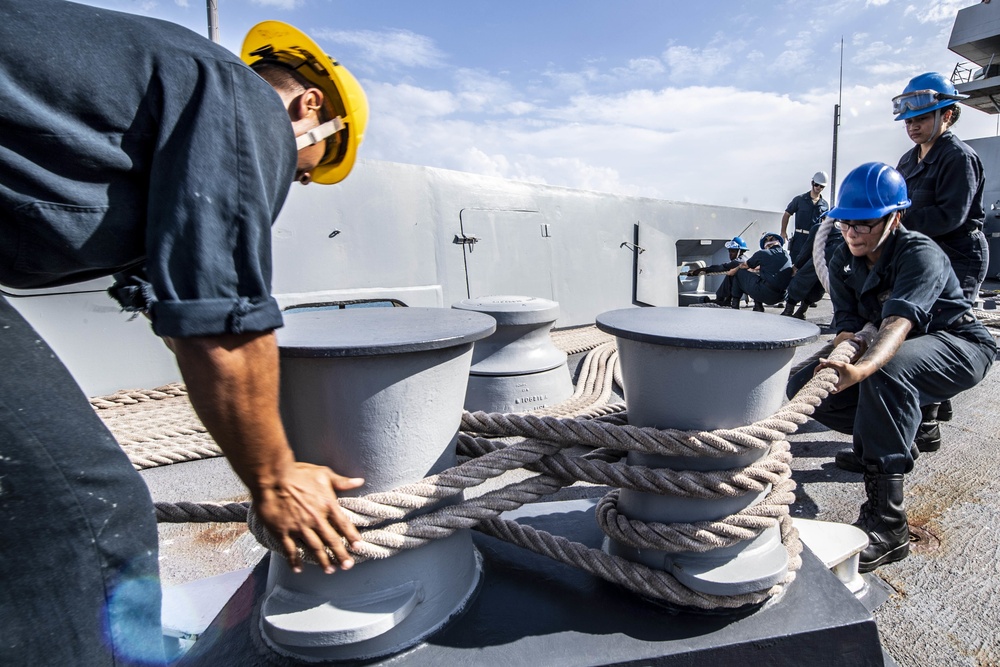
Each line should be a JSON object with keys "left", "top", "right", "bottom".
{"left": 725, "top": 236, "right": 749, "bottom": 250}
{"left": 759, "top": 232, "right": 784, "bottom": 249}
{"left": 827, "top": 162, "right": 911, "bottom": 220}
{"left": 892, "top": 72, "right": 967, "bottom": 121}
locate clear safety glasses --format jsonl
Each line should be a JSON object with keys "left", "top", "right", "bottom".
{"left": 834, "top": 219, "right": 886, "bottom": 235}
{"left": 891, "top": 89, "right": 962, "bottom": 115}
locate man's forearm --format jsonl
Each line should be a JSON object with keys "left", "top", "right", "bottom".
{"left": 168, "top": 331, "right": 295, "bottom": 498}
{"left": 852, "top": 316, "right": 912, "bottom": 380}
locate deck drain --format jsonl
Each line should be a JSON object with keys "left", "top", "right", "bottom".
{"left": 908, "top": 524, "right": 941, "bottom": 553}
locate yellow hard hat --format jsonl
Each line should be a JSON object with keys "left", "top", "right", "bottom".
{"left": 242, "top": 21, "right": 368, "bottom": 184}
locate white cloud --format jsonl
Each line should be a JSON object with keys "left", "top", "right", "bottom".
{"left": 338, "top": 1, "right": 1000, "bottom": 212}
{"left": 250, "top": 0, "right": 302, "bottom": 9}
{"left": 772, "top": 48, "right": 813, "bottom": 74}
{"left": 316, "top": 28, "right": 446, "bottom": 69}
{"left": 452, "top": 69, "right": 528, "bottom": 114}
{"left": 662, "top": 45, "right": 733, "bottom": 83}
{"left": 912, "top": 0, "right": 974, "bottom": 24}
{"left": 612, "top": 57, "right": 666, "bottom": 80}
{"left": 365, "top": 81, "right": 459, "bottom": 118}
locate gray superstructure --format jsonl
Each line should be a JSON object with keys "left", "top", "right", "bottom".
{"left": 7, "top": 158, "right": 775, "bottom": 395}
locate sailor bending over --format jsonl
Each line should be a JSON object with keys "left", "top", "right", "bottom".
{"left": 0, "top": 3, "right": 367, "bottom": 664}
{"left": 728, "top": 232, "right": 793, "bottom": 312}
{"left": 685, "top": 235, "right": 750, "bottom": 307}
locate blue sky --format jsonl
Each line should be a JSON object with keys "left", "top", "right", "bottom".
{"left": 77, "top": 0, "right": 997, "bottom": 211}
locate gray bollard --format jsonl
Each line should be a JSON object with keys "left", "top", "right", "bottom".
{"left": 452, "top": 296, "right": 573, "bottom": 413}
{"left": 260, "top": 306, "right": 495, "bottom": 662}
{"left": 595, "top": 307, "right": 818, "bottom": 598}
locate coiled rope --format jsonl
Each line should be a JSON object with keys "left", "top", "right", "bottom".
{"left": 181, "top": 333, "right": 866, "bottom": 608}
{"left": 97, "top": 324, "right": 866, "bottom": 609}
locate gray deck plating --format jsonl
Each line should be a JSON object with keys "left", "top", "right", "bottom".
{"left": 175, "top": 500, "right": 884, "bottom": 667}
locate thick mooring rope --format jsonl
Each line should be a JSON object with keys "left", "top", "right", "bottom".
{"left": 813, "top": 217, "right": 834, "bottom": 294}
{"left": 116, "top": 321, "right": 866, "bottom": 609}
{"left": 238, "top": 330, "right": 866, "bottom": 608}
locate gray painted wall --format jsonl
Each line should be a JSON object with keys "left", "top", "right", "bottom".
{"left": 8, "top": 159, "right": 780, "bottom": 395}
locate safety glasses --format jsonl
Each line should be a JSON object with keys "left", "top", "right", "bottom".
{"left": 834, "top": 219, "right": 886, "bottom": 235}
{"left": 891, "top": 89, "right": 962, "bottom": 115}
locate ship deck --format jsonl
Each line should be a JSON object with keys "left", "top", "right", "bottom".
{"left": 140, "top": 287, "right": 1000, "bottom": 666}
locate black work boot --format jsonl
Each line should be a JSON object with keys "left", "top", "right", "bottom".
{"left": 915, "top": 404, "right": 941, "bottom": 452}
{"left": 752, "top": 301, "right": 765, "bottom": 312}
{"left": 792, "top": 303, "right": 810, "bottom": 319}
{"left": 730, "top": 299, "right": 741, "bottom": 310}
{"left": 835, "top": 443, "right": 918, "bottom": 473}
{"left": 937, "top": 399, "right": 953, "bottom": 422}
{"left": 915, "top": 421, "right": 941, "bottom": 452}
{"left": 781, "top": 301, "right": 797, "bottom": 317}
{"left": 855, "top": 467, "right": 910, "bottom": 572}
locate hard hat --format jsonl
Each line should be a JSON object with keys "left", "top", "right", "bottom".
{"left": 812, "top": 171, "right": 829, "bottom": 186}
{"left": 826, "top": 162, "right": 911, "bottom": 220}
{"left": 892, "top": 72, "right": 967, "bottom": 121}
{"left": 725, "top": 236, "right": 749, "bottom": 251}
{"left": 759, "top": 232, "right": 784, "bottom": 249}
{"left": 242, "top": 21, "right": 368, "bottom": 184}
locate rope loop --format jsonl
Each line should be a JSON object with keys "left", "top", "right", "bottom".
{"left": 236, "top": 330, "right": 868, "bottom": 609}
{"left": 137, "top": 325, "right": 873, "bottom": 609}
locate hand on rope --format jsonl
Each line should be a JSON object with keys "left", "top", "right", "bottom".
{"left": 253, "top": 463, "right": 365, "bottom": 574}
{"left": 814, "top": 322, "right": 895, "bottom": 395}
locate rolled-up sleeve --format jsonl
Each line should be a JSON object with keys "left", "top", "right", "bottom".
{"left": 141, "top": 59, "right": 296, "bottom": 338}
{"left": 879, "top": 239, "right": 949, "bottom": 333}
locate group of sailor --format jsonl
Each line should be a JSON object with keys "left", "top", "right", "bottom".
{"left": 706, "top": 72, "right": 997, "bottom": 574}
{"left": 1, "top": 0, "right": 997, "bottom": 660}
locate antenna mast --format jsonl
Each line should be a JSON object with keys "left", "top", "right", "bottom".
{"left": 206, "top": 0, "right": 220, "bottom": 43}
{"left": 831, "top": 37, "right": 843, "bottom": 205}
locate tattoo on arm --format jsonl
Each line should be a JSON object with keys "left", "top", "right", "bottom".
{"left": 855, "top": 316, "right": 912, "bottom": 375}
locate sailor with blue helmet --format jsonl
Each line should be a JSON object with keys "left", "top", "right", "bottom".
{"left": 892, "top": 72, "right": 989, "bottom": 450}
{"left": 893, "top": 72, "right": 988, "bottom": 300}
{"left": 727, "top": 231, "right": 793, "bottom": 311}
{"left": 786, "top": 162, "right": 995, "bottom": 572}
{"left": 685, "top": 235, "right": 750, "bottom": 306}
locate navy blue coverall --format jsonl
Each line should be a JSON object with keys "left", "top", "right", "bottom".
{"left": 787, "top": 220, "right": 845, "bottom": 306}
{"left": 0, "top": 1, "right": 296, "bottom": 664}
{"left": 785, "top": 192, "right": 829, "bottom": 264}
{"left": 730, "top": 246, "right": 793, "bottom": 306}
{"left": 787, "top": 228, "right": 995, "bottom": 474}
{"left": 700, "top": 252, "right": 748, "bottom": 303}
{"left": 896, "top": 130, "right": 989, "bottom": 301}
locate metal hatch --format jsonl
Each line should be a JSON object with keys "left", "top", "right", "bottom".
{"left": 456, "top": 207, "right": 550, "bottom": 300}
{"left": 635, "top": 221, "right": 677, "bottom": 306}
